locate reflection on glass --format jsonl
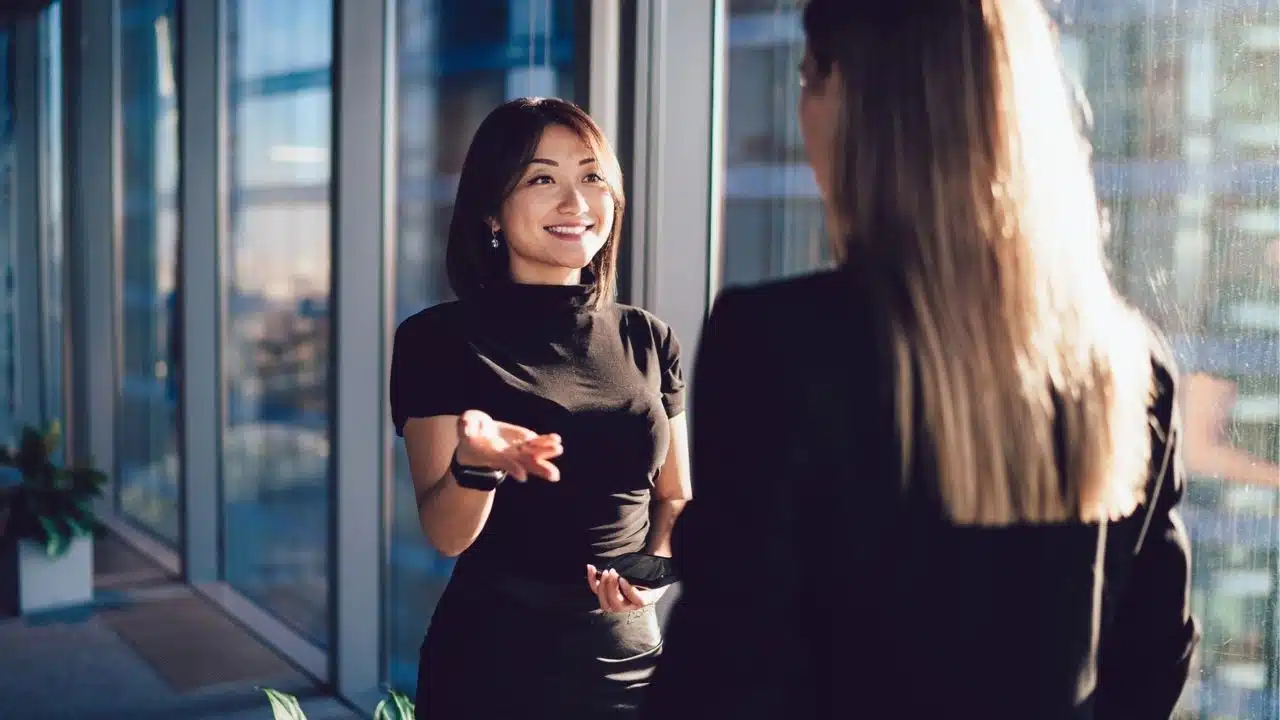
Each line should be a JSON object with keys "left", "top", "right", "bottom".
{"left": 720, "top": 0, "right": 825, "bottom": 289}
{"left": 1, "top": 29, "right": 15, "bottom": 441}
{"left": 385, "top": 0, "right": 581, "bottom": 692}
{"left": 1061, "top": 8, "right": 1280, "bottom": 718}
{"left": 222, "top": 0, "right": 333, "bottom": 647}
{"left": 39, "top": 2, "right": 63, "bottom": 437}
{"left": 721, "top": 1, "right": 1279, "bottom": 718}
{"left": 117, "top": 0, "right": 181, "bottom": 545}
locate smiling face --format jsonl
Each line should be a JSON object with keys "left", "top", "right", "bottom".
{"left": 491, "top": 124, "right": 616, "bottom": 286}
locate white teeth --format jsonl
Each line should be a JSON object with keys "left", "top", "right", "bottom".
{"left": 546, "top": 225, "right": 588, "bottom": 234}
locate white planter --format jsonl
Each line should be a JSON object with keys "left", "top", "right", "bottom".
{"left": 7, "top": 535, "right": 94, "bottom": 614}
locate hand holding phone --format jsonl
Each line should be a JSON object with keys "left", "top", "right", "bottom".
{"left": 585, "top": 553, "right": 678, "bottom": 613}
{"left": 597, "top": 552, "right": 678, "bottom": 589}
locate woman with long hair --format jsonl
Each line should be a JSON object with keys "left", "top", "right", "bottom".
{"left": 391, "top": 98, "right": 691, "bottom": 718}
{"left": 644, "top": 1, "right": 1197, "bottom": 717}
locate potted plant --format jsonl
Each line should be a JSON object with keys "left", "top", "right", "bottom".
{"left": 262, "top": 687, "right": 415, "bottom": 720}
{"left": 0, "top": 421, "right": 108, "bottom": 616}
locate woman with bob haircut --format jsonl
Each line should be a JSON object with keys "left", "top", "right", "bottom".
{"left": 390, "top": 97, "right": 691, "bottom": 718}
{"left": 645, "top": 1, "right": 1198, "bottom": 717}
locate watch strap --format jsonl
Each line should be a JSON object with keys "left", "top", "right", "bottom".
{"left": 450, "top": 453, "right": 506, "bottom": 491}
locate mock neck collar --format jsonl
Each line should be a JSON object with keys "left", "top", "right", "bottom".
{"left": 471, "top": 268, "right": 605, "bottom": 327}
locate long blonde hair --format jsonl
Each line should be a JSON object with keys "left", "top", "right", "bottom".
{"left": 803, "top": 0, "right": 1153, "bottom": 525}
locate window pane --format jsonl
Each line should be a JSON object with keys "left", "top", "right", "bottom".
{"left": 720, "top": 0, "right": 825, "bottom": 290}
{"left": 1, "top": 28, "right": 15, "bottom": 441}
{"left": 222, "top": 0, "right": 333, "bottom": 648}
{"left": 39, "top": 2, "right": 62, "bottom": 437}
{"left": 117, "top": 0, "right": 181, "bottom": 546}
{"left": 1061, "top": 7, "right": 1280, "bottom": 718}
{"left": 719, "top": 3, "right": 1280, "bottom": 719}
{"left": 385, "top": 0, "right": 583, "bottom": 692}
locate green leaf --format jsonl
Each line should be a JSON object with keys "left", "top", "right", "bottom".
{"left": 65, "top": 516, "right": 88, "bottom": 539}
{"left": 374, "top": 690, "right": 415, "bottom": 720}
{"left": 261, "top": 688, "right": 308, "bottom": 720}
{"left": 37, "top": 515, "right": 68, "bottom": 558}
{"left": 391, "top": 690, "right": 415, "bottom": 719}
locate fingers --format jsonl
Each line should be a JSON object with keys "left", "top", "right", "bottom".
{"left": 594, "top": 568, "right": 632, "bottom": 613}
{"left": 516, "top": 434, "right": 562, "bottom": 454}
{"left": 490, "top": 455, "right": 528, "bottom": 482}
{"left": 595, "top": 568, "right": 616, "bottom": 611}
{"left": 588, "top": 566, "right": 649, "bottom": 613}
{"left": 618, "top": 577, "right": 647, "bottom": 607}
{"left": 530, "top": 458, "right": 561, "bottom": 482}
{"left": 505, "top": 435, "right": 562, "bottom": 482}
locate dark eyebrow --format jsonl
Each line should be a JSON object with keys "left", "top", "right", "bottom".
{"left": 526, "top": 157, "right": 598, "bottom": 168}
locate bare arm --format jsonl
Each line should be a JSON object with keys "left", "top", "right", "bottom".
{"left": 588, "top": 411, "right": 693, "bottom": 610}
{"left": 403, "top": 412, "right": 562, "bottom": 557}
{"left": 647, "top": 412, "right": 692, "bottom": 557}
{"left": 403, "top": 416, "right": 498, "bottom": 558}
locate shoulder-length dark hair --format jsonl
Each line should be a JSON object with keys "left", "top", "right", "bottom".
{"left": 446, "top": 97, "right": 625, "bottom": 307}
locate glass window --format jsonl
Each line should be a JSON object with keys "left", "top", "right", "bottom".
{"left": 222, "top": 0, "right": 333, "bottom": 648}
{"left": 718, "top": 2, "right": 1280, "bottom": 718}
{"left": 39, "top": 1, "right": 63, "bottom": 437}
{"left": 384, "top": 0, "right": 583, "bottom": 692}
{"left": 720, "top": 0, "right": 825, "bottom": 291}
{"left": 1, "top": 28, "right": 15, "bottom": 441}
{"left": 117, "top": 0, "right": 181, "bottom": 546}
{"left": 1061, "top": 9, "right": 1280, "bottom": 719}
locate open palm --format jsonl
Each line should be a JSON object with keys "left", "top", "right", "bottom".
{"left": 455, "top": 409, "right": 563, "bottom": 482}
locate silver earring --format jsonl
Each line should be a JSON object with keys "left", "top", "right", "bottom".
{"left": 490, "top": 228, "right": 500, "bottom": 249}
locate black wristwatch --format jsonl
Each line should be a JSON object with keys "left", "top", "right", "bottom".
{"left": 450, "top": 453, "right": 507, "bottom": 491}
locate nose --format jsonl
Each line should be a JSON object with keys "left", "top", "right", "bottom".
{"left": 557, "top": 184, "right": 590, "bottom": 215}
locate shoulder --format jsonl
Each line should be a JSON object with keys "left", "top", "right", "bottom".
{"left": 391, "top": 302, "right": 467, "bottom": 367}
{"left": 613, "top": 303, "right": 682, "bottom": 351}
{"left": 722, "top": 267, "right": 850, "bottom": 308}
{"left": 709, "top": 268, "right": 857, "bottom": 338}
{"left": 614, "top": 302, "right": 671, "bottom": 332}
{"left": 394, "top": 301, "right": 463, "bottom": 343}
{"left": 1142, "top": 319, "right": 1180, "bottom": 434}
{"left": 1142, "top": 320, "right": 1179, "bottom": 403}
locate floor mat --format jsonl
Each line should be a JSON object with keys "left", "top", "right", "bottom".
{"left": 99, "top": 595, "right": 304, "bottom": 694}
{"left": 94, "top": 533, "right": 173, "bottom": 590}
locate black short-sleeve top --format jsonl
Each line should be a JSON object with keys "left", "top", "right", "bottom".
{"left": 390, "top": 281, "right": 686, "bottom": 583}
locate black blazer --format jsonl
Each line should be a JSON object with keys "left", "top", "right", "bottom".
{"left": 644, "top": 268, "right": 1198, "bottom": 720}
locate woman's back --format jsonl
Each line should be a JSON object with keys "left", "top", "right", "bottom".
{"left": 646, "top": 0, "right": 1197, "bottom": 715}
{"left": 644, "top": 266, "right": 1196, "bottom": 718}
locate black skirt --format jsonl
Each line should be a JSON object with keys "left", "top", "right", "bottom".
{"left": 416, "top": 570, "right": 663, "bottom": 719}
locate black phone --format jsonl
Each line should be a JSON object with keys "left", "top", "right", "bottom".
{"left": 598, "top": 552, "right": 678, "bottom": 589}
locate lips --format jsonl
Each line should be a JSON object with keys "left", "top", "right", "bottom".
{"left": 545, "top": 223, "right": 595, "bottom": 240}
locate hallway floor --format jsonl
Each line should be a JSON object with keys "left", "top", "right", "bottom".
{"left": 0, "top": 532, "right": 362, "bottom": 720}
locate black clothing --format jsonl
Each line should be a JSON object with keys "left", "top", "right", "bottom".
{"left": 390, "top": 280, "right": 685, "bottom": 717}
{"left": 644, "top": 267, "right": 1198, "bottom": 720}
{"left": 416, "top": 570, "right": 663, "bottom": 718}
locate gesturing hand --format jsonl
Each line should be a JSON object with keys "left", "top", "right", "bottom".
{"left": 586, "top": 564, "right": 667, "bottom": 613}
{"left": 455, "top": 410, "right": 563, "bottom": 482}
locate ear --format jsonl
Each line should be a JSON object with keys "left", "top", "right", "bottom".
{"left": 486, "top": 217, "right": 500, "bottom": 233}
